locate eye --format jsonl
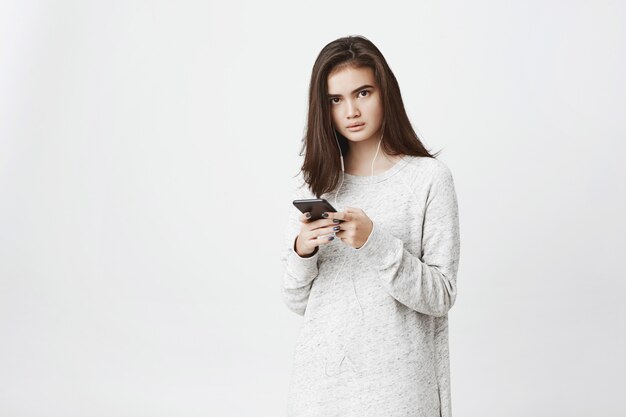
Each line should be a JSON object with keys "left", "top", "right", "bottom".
{"left": 358, "top": 90, "right": 370, "bottom": 98}
{"left": 330, "top": 97, "right": 340, "bottom": 104}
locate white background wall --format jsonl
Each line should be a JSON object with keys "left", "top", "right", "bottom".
{"left": 1, "top": 1, "right": 624, "bottom": 416}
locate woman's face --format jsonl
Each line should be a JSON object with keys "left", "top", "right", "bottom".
{"left": 327, "top": 65, "right": 384, "bottom": 146}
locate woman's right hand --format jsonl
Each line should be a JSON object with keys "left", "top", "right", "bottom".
{"left": 294, "top": 212, "right": 342, "bottom": 257}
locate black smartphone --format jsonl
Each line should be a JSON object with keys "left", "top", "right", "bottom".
{"left": 292, "top": 198, "right": 343, "bottom": 222}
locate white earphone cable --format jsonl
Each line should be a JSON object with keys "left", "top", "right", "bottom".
{"left": 323, "top": 131, "right": 382, "bottom": 377}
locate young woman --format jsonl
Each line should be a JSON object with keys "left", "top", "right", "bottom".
{"left": 281, "top": 35, "right": 461, "bottom": 417}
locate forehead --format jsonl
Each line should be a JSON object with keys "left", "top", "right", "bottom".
{"left": 327, "top": 66, "right": 376, "bottom": 94}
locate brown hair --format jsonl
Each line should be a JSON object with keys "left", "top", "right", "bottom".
{"left": 298, "top": 35, "right": 440, "bottom": 197}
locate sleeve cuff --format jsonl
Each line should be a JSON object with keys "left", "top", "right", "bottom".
{"left": 285, "top": 237, "right": 319, "bottom": 282}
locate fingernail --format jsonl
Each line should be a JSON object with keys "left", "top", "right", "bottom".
{"left": 328, "top": 236, "right": 334, "bottom": 240}
{"left": 322, "top": 212, "right": 328, "bottom": 218}
{"left": 305, "top": 212, "right": 311, "bottom": 218}
{"left": 333, "top": 219, "right": 341, "bottom": 223}
{"left": 333, "top": 226, "right": 340, "bottom": 231}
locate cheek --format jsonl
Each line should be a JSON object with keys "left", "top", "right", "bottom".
{"left": 367, "top": 100, "right": 384, "bottom": 120}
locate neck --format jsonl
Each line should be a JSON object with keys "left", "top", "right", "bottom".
{"left": 344, "top": 136, "right": 401, "bottom": 176}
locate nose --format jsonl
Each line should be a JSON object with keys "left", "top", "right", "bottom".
{"left": 345, "top": 99, "right": 360, "bottom": 119}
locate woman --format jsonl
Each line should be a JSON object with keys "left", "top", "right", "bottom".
{"left": 281, "top": 35, "right": 461, "bottom": 417}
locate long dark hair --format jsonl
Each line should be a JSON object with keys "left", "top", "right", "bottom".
{"left": 298, "top": 35, "right": 439, "bottom": 197}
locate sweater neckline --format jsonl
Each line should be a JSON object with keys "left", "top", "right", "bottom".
{"left": 342, "top": 155, "right": 411, "bottom": 184}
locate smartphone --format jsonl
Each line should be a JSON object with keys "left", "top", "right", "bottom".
{"left": 292, "top": 198, "right": 343, "bottom": 222}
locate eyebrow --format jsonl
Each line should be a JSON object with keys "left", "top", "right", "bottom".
{"left": 327, "top": 84, "right": 375, "bottom": 98}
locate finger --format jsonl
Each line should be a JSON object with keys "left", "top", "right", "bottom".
{"left": 317, "top": 222, "right": 342, "bottom": 236}
{"left": 334, "top": 224, "right": 351, "bottom": 234}
{"left": 303, "top": 231, "right": 336, "bottom": 246}
{"left": 306, "top": 217, "right": 336, "bottom": 230}
{"left": 334, "top": 229, "right": 350, "bottom": 244}
{"left": 328, "top": 211, "right": 351, "bottom": 222}
{"left": 316, "top": 233, "right": 337, "bottom": 244}
{"left": 298, "top": 233, "right": 334, "bottom": 255}
{"left": 321, "top": 211, "right": 340, "bottom": 221}
{"left": 299, "top": 212, "right": 312, "bottom": 223}
{"left": 313, "top": 225, "right": 339, "bottom": 240}
{"left": 302, "top": 223, "right": 335, "bottom": 239}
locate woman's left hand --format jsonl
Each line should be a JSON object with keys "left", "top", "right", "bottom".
{"left": 322, "top": 206, "right": 373, "bottom": 250}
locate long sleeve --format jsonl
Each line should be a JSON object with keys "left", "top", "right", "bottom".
{"left": 280, "top": 182, "right": 320, "bottom": 316}
{"left": 355, "top": 163, "right": 461, "bottom": 317}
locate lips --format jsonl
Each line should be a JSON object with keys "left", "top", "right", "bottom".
{"left": 348, "top": 122, "right": 365, "bottom": 132}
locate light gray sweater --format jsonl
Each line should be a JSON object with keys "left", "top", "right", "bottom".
{"left": 281, "top": 155, "right": 461, "bottom": 417}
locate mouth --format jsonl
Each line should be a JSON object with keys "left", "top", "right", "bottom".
{"left": 346, "top": 122, "right": 365, "bottom": 130}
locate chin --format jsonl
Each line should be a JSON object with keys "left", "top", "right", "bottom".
{"left": 343, "top": 131, "right": 374, "bottom": 142}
